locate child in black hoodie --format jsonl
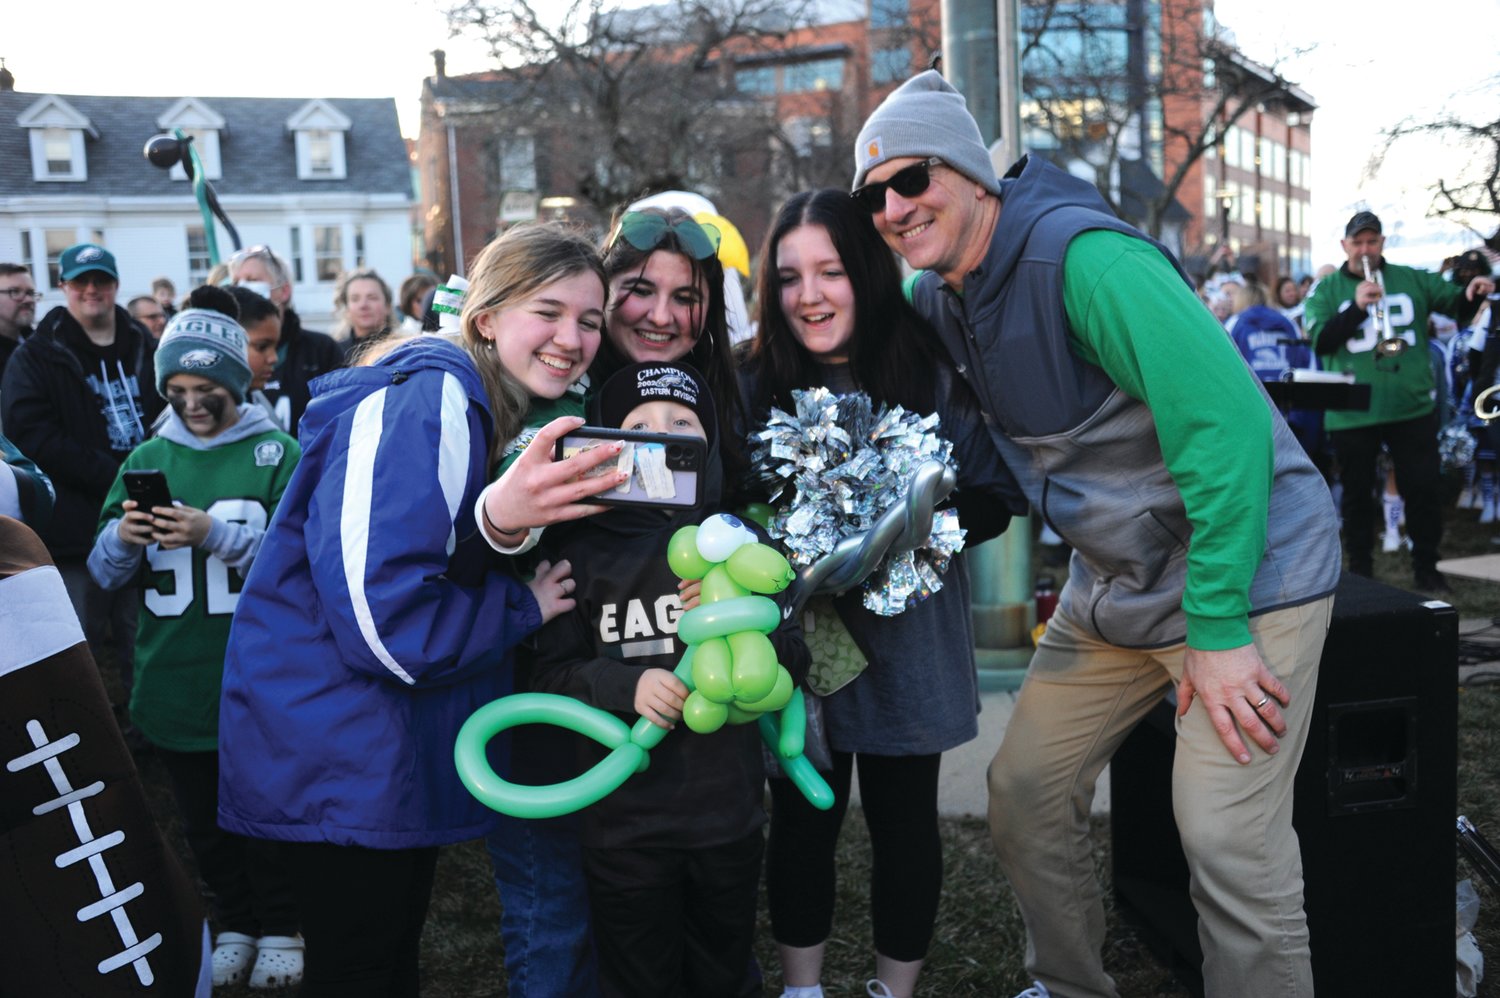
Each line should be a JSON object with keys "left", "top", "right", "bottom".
{"left": 532, "top": 361, "right": 808, "bottom": 997}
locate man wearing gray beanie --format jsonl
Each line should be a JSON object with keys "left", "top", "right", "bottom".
{"left": 852, "top": 72, "right": 1338, "bottom": 998}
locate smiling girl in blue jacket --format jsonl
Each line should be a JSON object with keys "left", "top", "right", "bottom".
{"left": 218, "top": 223, "right": 627, "bottom": 996}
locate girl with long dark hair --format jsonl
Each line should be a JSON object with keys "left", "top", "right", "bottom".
{"left": 743, "top": 189, "right": 1023, "bottom": 998}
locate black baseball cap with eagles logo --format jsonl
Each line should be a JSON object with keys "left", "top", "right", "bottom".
{"left": 593, "top": 362, "right": 717, "bottom": 444}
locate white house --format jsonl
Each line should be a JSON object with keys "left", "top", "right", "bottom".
{"left": 0, "top": 82, "right": 414, "bottom": 331}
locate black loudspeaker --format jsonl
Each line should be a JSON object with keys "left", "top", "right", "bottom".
{"left": 1110, "top": 573, "right": 1457, "bottom": 997}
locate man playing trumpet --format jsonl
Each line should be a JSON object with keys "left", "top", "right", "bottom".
{"left": 1305, "top": 210, "right": 1495, "bottom": 589}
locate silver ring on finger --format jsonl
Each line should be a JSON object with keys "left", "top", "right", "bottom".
{"left": 1252, "top": 695, "right": 1270, "bottom": 712}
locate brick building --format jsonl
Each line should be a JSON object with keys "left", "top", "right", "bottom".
{"left": 416, "top": 0, "right": 939, "bottom": 278}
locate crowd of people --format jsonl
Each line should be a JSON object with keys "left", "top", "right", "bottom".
{"left": 0, "top": 66, "right": 1496, "bottom": 998}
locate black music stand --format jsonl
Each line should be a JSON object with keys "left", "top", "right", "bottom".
{"left": 1264, "top": 380, "right": 1372, "bottom": 412}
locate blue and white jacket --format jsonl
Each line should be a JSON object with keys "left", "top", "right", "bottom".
{"left": 218, "top": 338, "right": 540, "bottom": 849}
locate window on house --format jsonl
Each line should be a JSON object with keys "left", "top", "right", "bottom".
{"left": 314, "top": 226, "right": 343, "bottom": 283}
{"left": 1203, "top": 174, "right": 1216, "bottom": 219}
{"left": 186, "top": 226, "right": 212, "bottom": 286}
{"left": 735, "top": 66, "right": 776, "bottom": 94}
{"left": 500, "top": 135, "right": 537, "bottom": 191}
{"left": 289, "top": 227, "right": 305, "bottom": 283}
{"left": 1223, "top": 127, "right": 1239, "bottom": 169}
{"left": 45, "top": 229, "right": 76, "bottom": 288}
{"left": 872, "top": 47, "right": 910, "bottom": 85}
{"left": 784, "top": 58, "right": 844, "bottom": 93}
{"left": 871, "top": 0, "right": 908, "bottom": 29}
{"left": 43, "top": 128, "right": 74, "bottom": 176}
{"left": 20, "top": 232, "right": 34, "bottom": 279}
{"left": 307, "top": 131, "right": 335, "bottom": 176}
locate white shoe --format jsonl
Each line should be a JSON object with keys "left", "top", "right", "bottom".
{"left": 1459, "top": 487, "right": 1479, "bottom": 509}
{"left": 1014, "top": 984, "right": 1051, "bottom": 998}
{"left": 1482, "top": 501, "right": 1497, "bottom": 525}
{"left": 866, "top": 981, "right": 896, "bottom": 998}
{"left": 248, "top": 934, "right": 304, "bottom": 989}
{"left": 1382, "top": 530, "right": 1403, "bottom": 553}
{"left": 212, "top": 931, "right": 257, "bottom": 986}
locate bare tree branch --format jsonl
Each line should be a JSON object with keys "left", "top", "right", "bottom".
{"left": 1372, "top": 88, "right": 1500, "bottom": 244}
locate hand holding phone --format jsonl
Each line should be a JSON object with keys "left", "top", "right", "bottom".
{"left": 554, "top": 427, "right": 705, "bottom": 511}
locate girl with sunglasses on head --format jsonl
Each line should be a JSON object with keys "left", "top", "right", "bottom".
{"left": 476, "top": 207, "right": 751, "bottom": 997}
{"left": 217, "top": 222, "right": 626, "bottom": 996}
{"left": 741, "top": 190, "right": 1024, "bottom": 998}
{"left": 595, "top": 205, "right": 751, "bottom": 491}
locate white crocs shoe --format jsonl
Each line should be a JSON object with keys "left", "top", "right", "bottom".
{"left": 248, "top": 934, "right": 305, "bottom": 989}
{"left": 1014, "top": 983, "right": 1051, "bottom": 998}
{"left": 212, "top": 931, "right": 258, "bottom": 986}
{"left": 865, "top": 981, "right": 896, "bottom": 998}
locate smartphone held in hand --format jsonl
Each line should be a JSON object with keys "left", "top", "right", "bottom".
{"left": 555, "top": 427, "right": 704, "bottom": 511}
{"left": 122, "top": 469, "right": 174, "bottom": 513}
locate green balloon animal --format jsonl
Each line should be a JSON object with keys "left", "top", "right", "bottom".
{"left": 454, "top": 513, "right": 835, "bottom": 819}
{"left": 454, "top": 458, "right": 957, "bottom": 820}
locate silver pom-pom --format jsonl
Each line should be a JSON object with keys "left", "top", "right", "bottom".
{"left": 1440, "top": 419, "right": 1477, "bottom": 472}
{"left": 749, "top": 388, "right": 965, "bottom": 615}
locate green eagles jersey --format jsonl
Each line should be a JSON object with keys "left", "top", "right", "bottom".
{"left": 98, "top": 430, "right": 300, "bottom": 750}
{"left": 494, "top": 381, "right": 588, "bottom": 477}
{"left": 1304, "top": 261, "right": 1467, "bottom": 431}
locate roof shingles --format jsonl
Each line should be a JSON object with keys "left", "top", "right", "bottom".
{"left": 0, "top": 92, "right": 410, "bottom": 197}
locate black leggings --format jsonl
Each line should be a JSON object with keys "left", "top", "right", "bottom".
{"left": 155, "top": 748, "right": 298, "bottom": 937}
{"left": 766, "top": 751, "right": 942, "bottom": 961}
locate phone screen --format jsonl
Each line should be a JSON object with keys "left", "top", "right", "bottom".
{"left": 555, "top": 428, "right": 704, "bottom": 511}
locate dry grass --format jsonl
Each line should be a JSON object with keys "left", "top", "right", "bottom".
{"left": 133, "top": 498, "right": 1500, "bottom": 996}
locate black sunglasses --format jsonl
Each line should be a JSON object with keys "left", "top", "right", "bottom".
{"left": 851, "top": 157, "right": 945, "bottom": 213}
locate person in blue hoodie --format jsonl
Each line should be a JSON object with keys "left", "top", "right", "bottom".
{"left": 217, "top": 222, "right": 629, "bottom": 996}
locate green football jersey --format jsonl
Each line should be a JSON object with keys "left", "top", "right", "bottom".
{"left": 1304, "top": 261, "right": 1467, "bottom": 431}
{"left": 98, "top": 429, "right": 300, "bottom": 750}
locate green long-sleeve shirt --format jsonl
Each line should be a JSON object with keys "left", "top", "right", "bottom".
{"left": 1062, "top": 230, "right": 1274, "bottom": 649}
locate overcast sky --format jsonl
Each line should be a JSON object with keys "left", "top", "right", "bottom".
{"left": 7, "top": 0, "right": 1495, "bottom": 268}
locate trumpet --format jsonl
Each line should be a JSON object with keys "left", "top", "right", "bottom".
{"left": 1477, "top": 384, "right": 1500, "bottom": 422}
{"left": 1362, "top": 254, "right": 1407, "bottom": 358}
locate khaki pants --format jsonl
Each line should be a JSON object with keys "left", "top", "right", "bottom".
{"left": 988, "top": 596, "right": 1332, "bottom": 998}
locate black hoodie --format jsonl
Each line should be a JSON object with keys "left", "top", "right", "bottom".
{"left": 259, "top": 307, "right": 342, "bottom": 434}
{"left": 0, "top": 305, "right": 161, "bottom": 557}
{"left": 530, "top": 429, "right": 809, "bottom": 850}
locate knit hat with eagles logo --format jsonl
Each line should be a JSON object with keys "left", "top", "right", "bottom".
{"left": 155, "top": 306, "right": 252, "bottom": 402}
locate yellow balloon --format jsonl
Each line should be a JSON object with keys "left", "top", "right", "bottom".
{"left": 728, "top": 630, "right": 778, "bottom": 701}
{"left": 726, "top": 543, "right": 795, "bottom": 594}
{"left": 701, "top": 564, "right": 750, "bottom": 604}
{"left": 691, "top": 637, "right": 735, "bottom": 703}
{"left": 668, "top": 525, "right": 713, "bottom": 580}
{"left": 737, "top": 665, "right": 793, "bottom": 714}
{"left": 683, "top": 691, "right": 728, "bottom": 734}
{"left": 696, "top": 211, "right": 750, "bottom": 278}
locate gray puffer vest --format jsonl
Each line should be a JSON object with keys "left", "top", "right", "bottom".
{"left": 913, "top": 156, "right": 1339, "bottom": 648}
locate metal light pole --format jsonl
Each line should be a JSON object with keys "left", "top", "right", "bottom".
{"left": 942, "top": 0, "right": 1034, "bottom": 689}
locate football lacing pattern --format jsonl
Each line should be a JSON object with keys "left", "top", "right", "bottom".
{"left": 6, "top": 718, "right": 162, "bottom": 984}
